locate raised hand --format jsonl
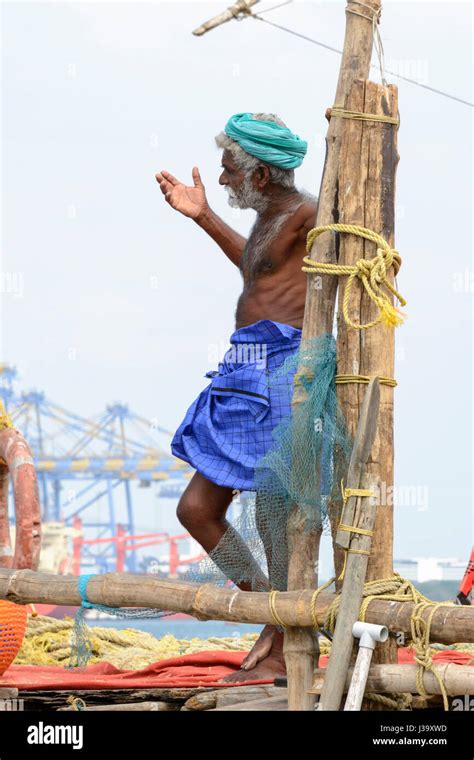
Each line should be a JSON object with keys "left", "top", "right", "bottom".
{"left": 155, "top": 167, "right": 208, "bottom": 220}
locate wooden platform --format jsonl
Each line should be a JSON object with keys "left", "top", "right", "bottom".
{"left": 16, "top": 684, "right": 288, "bottom": 711}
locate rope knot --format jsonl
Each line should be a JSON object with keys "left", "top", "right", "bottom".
{"left": 414, "top": 651, "right": 433, "bottom": 670}
{"left": 354, "top": 257, "right": 372, "bottom": 277}
{"left": 302, "top": 224, "right": 407, "bottom": 331}
{"left": 322, "top": 573, "right": 454, "bottom": 710}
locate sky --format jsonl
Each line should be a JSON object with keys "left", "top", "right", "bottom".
{"left": 0, "top": 0, "right": 472, "bottom": 568}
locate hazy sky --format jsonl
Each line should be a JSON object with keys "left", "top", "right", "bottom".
{"left": 1, "top": 1, "right": 472, "bottom": 564}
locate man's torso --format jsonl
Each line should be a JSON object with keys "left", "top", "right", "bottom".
{"left": 235, "top": 191, "right": 317, "bottom": 329}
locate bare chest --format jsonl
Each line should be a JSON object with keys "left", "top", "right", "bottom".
{"left": 241, "top": 215, "right": 292, "bottom": 280}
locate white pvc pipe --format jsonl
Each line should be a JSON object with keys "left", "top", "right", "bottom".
{"left": 344, "top": 622, "right": 389, "bottom": 711}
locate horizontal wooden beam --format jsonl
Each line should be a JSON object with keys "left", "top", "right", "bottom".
{"left": 310, "top": 663, "right": 474, "bottom": 696}
{"left": 0, "top": 568, "right": 471, "bottom": 645}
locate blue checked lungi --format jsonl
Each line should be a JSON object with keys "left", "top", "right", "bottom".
{"left": 171, "top": 319, "right": 302, "bottom": 490}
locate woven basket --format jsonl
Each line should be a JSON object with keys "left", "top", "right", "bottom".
{"left": 0, "top": 600, "right": 28, "bottom": 676}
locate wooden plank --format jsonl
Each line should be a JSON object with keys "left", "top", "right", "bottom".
{"left": 184, "top": 691, "right": 219, "bottom": 711}
{"left": 19, "top": 687, "right": 209, "bottom": 710}
{"left": 217, "top": 685, "right": 286, "bottom": 709}
{"left": 211, "top": 695, "right": 288, "bottom": 711}
{"left": 184, "top": 684, "right": 283, "bottom": 711}
{"left": 319, "top": 471, "right": 377, "bottom": 712}
{"left": 335, "top": 378, "right": 380, "bottom": 548}
{"left": 0, "top": 688, "right": 18, "bottom": 700}
{"left": 318, "top": 378, "right": 379, "bottom": 711}
{"left": 58, "top": 701, "right": 180, "bottom": 711}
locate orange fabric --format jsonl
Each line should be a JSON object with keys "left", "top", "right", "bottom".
{"left": 1, "top": 646, "right": 472, "bottom": 691}
{"left": 0, "top": 600, "right": 28, "bottom": 676}
{"left": 1, "top": 651, "right": 263, "bottom": 690}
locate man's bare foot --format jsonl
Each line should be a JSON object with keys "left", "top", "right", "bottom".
{"left": 219, "top": 626, "right": 286, "bottom": 684}
{"left": 240, "top": 625, "right": 275, "bottom": 671}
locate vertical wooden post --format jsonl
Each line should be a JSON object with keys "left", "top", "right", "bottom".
{"left": 332, "top": 78, "right": 400, "bottom": 692}
{"left": 284, "top": 0, "right": 382, "bottom": 711}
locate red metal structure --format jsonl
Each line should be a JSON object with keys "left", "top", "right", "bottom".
{"left": 72, "top": 517, "right": 206, "bottom": 576}
{"left": 457, "top": 547, "right": 474, "bottom": 605}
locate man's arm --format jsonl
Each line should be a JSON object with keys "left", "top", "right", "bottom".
{"left": 273, "top": 200, "right": 318, "bottom": 258}
{"left": 301, "top": 200, "right": 318, "bottom": 237}
{"left": 156, "top": 167, "right": 246, "bottom": 268}
{"left": 194, "top": 206, "right": 246, "bottom": 268}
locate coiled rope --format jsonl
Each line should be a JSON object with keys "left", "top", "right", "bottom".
{"left": 268, "top": 573, "right": 456, "bottom": 711}
{"left": 303, "top": 224, "right": 407, "bottom": 330}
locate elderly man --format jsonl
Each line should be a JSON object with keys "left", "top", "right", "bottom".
{"left": 155, "top": 112, "right": 317, "bottom": 682}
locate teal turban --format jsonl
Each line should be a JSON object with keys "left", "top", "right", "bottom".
{"left": 223, "top": 112, "right": 307, "bottom": 170}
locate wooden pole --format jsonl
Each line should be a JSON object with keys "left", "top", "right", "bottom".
{"left": 332, "top": 78, "right": 399, "bottom": 578}
{"left": 285, "top": 0, "right": 382, "bottom": 712}
{"left": 330, "top": 79, "right": 400, "bottom": 694}
{"left": 318, "top": 378, "right": 380, "bottom": 710}
{"left": 192, "top": 0, "right": 259, "bottom": 36}
{"left": 1, "top": 568, "right": 471, "bottom": 644}
{"left": 311, "top": 664, "right": 474, "bottom": 697}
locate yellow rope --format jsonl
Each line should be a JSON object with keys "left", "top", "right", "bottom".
{"left": 410, "top": 599, "right": 451, "bottom": 710}
{"left": 341, "top": 482, "right": 375, "bottom": 506}
{"left": 270, "top": 581, "right": 340, "bottom": 633}
{"left": 347, "top": 548, "right": 371, "bottom": 556}
{"left": 310, "top": 579, "right": 337, "bottom": 632}
{"left": 303, "top": 224, "right": 407, "bottom": 330}
{"left": 296, "top": 372, "right": 397, "bottom": 390}
{"left": 337, "top": 546, "right": 372, "bottom": 584}
{"left": 338, "top": 524, "right": 374, "bottom": 537}
{"left": 268, "top": 590, "right": 287, "bottom": 629}
{"left": 0, "top": 401, "right": 14, "bottom": 466}
{"left": 16, "top": 614, "right": 259, "bottom": 669}
{"left": 0, "top": 400, "right": 13, "bottom": 431}
{"left": 336, "top": 374, "right": 397, "bottom": 388}
{"left": 262, "top": 578, "right": 453, "bottom": 711}
{"left": 334, "top": 482, "right": 376, "bottom": 582}
{"left": 364, "top": 692, "right": 413, "bottom": 710}
{"left": 329, "top": 106, "right": 399, "bottom": 126}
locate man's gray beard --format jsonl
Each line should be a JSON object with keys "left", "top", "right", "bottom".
{"left": 225, "top": 175, "right": 269, "bottom": 214}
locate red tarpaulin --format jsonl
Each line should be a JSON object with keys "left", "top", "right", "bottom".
{"left": 1, "top": 647, "right": 472, "bottom": 691}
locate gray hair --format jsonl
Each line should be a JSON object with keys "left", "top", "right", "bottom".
{"left": 215, "top": 112, "right": 295, "bottom": 190}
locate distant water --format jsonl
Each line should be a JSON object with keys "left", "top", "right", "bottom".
{"left": 87, "top": 617, "right": 263, "bottom": 640}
